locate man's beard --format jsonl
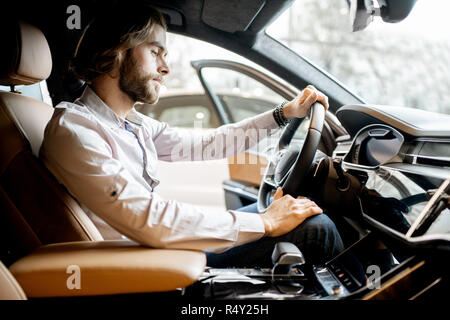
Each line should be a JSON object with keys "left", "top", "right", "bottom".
{"left": 119, "top": 53, "right": 161, "bottom": 105}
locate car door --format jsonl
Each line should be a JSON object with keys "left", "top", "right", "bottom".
{"left": 190, "top": 59, "right": 304, "bottom": 210}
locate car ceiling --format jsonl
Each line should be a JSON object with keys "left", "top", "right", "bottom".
{"left": 159, "top": 0, "right": 294, "bottom": 34}
{"left": 3, "top": 0, "right": 363, "bottom": 110}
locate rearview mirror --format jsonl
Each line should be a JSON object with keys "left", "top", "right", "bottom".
{"left": 349, "top": 0, "right": 418, "bottom": 32}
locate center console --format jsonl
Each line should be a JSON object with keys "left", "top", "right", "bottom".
{"left": 184, "top": 232, "right": 402, "bottom": 300}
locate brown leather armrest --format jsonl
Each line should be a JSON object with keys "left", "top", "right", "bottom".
{"left": 9, "top": 240, "right": 206, "bottom": 297}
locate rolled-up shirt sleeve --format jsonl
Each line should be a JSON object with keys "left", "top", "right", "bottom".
{"left": 40, "top": 109, "right": 268, "bottom": 252}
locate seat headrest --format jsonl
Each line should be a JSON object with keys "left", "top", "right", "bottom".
{"left": 0, "top": 21, "right": 52, "bottom": 86}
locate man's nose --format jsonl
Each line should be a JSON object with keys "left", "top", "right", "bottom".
{"left": 158, "top": 59, "right": 170, "bottom": 76}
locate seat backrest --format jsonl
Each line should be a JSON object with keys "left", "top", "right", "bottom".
{"left": 0, "top": 260, "right": 26, "bottom": 300}
{"left": 0, "top": 21, "right": 103, "bottom": 265}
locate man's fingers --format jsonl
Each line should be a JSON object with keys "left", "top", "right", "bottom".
{"left": 316, "top": 92, "right": 329, "bottom": 111}
{"left": 303, "top": 90, "right": 318, "bottom": 108}
{"left": 295, "top": 86, "right": 327, "bottom": 112}
{"left": 294, "top": 206, "right": 323, "bottom": 217}
{"left": 298, "top": 199, "right": 314, "bottom": 205}
{"left": 310, "top": 206, "right": 323, "bottom": 215}
{"left": 273, "top": 187, "right": 283, "bottom": 201}
{"left": 292, "top": 201, "right": 322, "bottom": 212}
{"left": 291, "top": 199, "right": 317, "bottom": 210}
{"left": 298, "top": 89, "right": 309, "bottom": 105}
{"left": 306, "top": 85, "right": 329, "bottom": 111}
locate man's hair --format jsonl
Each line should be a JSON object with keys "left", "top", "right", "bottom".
{"left": 71, "top": 4, "right": 166, "bottom": 83}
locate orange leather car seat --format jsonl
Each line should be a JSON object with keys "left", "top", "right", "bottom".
{"left": 0, "top": 21, "right": 104, "bottom": 266}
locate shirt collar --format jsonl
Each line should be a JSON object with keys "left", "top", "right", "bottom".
{"left": 77, "top": 86, "right": 143, "bottom": 128}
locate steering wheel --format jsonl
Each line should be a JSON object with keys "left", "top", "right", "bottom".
{"left": 257, "top": 102, "right": 326, "bottom": 212}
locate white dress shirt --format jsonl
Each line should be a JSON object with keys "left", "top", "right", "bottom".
{"left": 40, "top": 86, "right": 280, "bottom": 252}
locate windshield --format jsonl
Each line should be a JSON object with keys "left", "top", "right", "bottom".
{"left": 267, "top": 0, "right": 450, "bottom": 115}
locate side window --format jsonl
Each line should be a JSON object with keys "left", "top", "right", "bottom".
{"left": 0, "top": 83, "right": 43, "bottom": 100}
{"left": 135, "top": 32, "right": 298, "bottom": 131}
{"left": 136, "top": 94, "right": 221, "bottom": 128}
{"left": 201, "top": 68, "right": 283, "bottom": 122}
{"left": 158, "top": 105, "right": 213, "bottom": 128}
{"left": 200, "top": 67, "right": 308, "bottom": 141}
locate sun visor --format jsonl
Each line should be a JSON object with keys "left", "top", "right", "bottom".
{"left": 201, "top": 0, "right": 266, "bottom": 33}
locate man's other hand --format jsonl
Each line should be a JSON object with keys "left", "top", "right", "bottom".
{"left": 283, "top": 85, "right": 329, "bottom": 119}
{"left": 261, "top": 187, "right": 323, "bottom": 237}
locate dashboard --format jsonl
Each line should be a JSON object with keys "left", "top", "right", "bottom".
{"left": 333, "top": 104, "right": 450, "bottom": 247}
{"left": 336, "top": 104, "right": 450, "bottom": 169}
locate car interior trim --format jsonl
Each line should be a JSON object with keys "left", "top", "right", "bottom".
{"left": 337, "top": 104, "right": 450, "bottom": 137}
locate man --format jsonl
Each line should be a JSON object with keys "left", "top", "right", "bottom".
{"left": 40, "top": 4, "right": 344, "bottom": 268}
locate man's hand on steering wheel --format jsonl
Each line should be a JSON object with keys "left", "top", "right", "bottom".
{"left": 257, "top": 84, "right": 329, "bottom": 237}
{"left": 283, "top": 85, "right": 329, "bottom": 119}
{"left": 261, "top": 187, "right": 323, "bottom": 237}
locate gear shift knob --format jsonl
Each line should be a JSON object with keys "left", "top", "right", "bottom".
{"left": 271, "top": 242, "right": 305, "bottom": 294}
{"left": 271, "top": 242, "right": 305, "bottom": 268}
